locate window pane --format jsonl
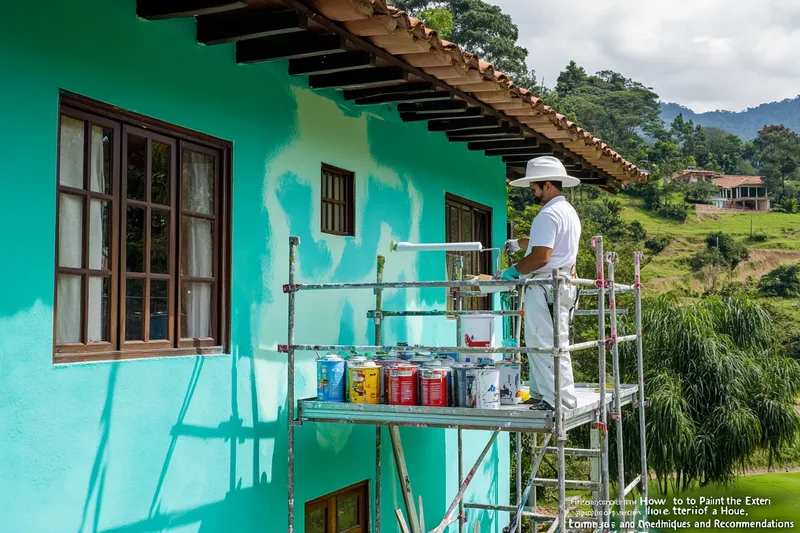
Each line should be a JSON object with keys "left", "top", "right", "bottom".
{"left": 150, "top": 280, "right": 169, "bottom": 341}
{"left": 448, "top": 205, "right": 459, "bottom": 241}
{"left": 337, "top": 494, "right": 359, "bottom": 531}
{"left": 151, "top": 210, "right": 170, "bottom": 274}
{"left": 125, "top": 278, "right": 143, "bottom": 341}
{"left": 334, "top": 203, "right": 341, "bottom": 232}
{"left": 127, "top": 134, "right": 147, "bottom": 200}
{"left": 90, "top": 125, "right": 112, "bottom": 194}
{"left": 182, "top": 282, "right": 212, "bottom": 339}
{"left": 89, "top": 199, "right": 111, "bottom": 270}
{"left": 152, "top": 141, "right": 171, "bottom": 206}
{"left": 88, "top": 276, "right": 109, "bottom": 342}
{"left": 59, "top": 193, "right": 83, "bottom": 268}
{"left": 56, "top": 274, "right": 82, "bottom": 344}
{"left": 126, "top": 206, "right": 145, "bottom": 273}
{"left": 59, "top": 116, "right": 84, "bottom": 189}
{"left": 327, "top": 204, "right": 333, "bottom": 231}
{"left": 182, "top": 149, "right": 215, "bottom": 215}
{"left": 181, "top": 216, "right": 213, "bottom": 278}
{"left": 307, "top": 508, "right": 327, "bottom": 533}
{"left": 334, "top": 176, "right": 341, "bottom": 201}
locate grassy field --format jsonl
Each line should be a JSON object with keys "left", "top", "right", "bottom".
{"left": 648, "top": 473, "right": 800, "bottom": 532}
{"left": 616, "top": 195, "right": 800, "bottom": 287}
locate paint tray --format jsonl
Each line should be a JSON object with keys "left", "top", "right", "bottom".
{"left": 466, "top": 274, "right": 514, "bottom": 293}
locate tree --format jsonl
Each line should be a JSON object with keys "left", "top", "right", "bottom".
{"left": 618, "top": 294, "right": 800, "bottom": 490}
{"left": 393, "top": 0, "right": 536, "bottom": 88}
{"left": 753, "top": 125, "right": 800, "bottom": 200}
{"left": 759, "top": 264, "right": 800, "bottom": 297}
{"left": 555, "top": 60, "right": 587, "bottom": 97}
{"left": 705, "top": 231, "right": 750, "bottom": 269}
{"left": 684, "top": 180, "right": 719, "bottom": 204}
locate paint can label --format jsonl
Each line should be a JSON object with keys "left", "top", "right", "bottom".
{"left": 498, "top": 362, "right": 522, "bottom": 405}
{"left": 348, "top": 364, "right": 380, "bottom": 404}
{"left": 453, "top": 363, "right": 477, "bottom": 407}
{"left": 420, "top": 368, "right": 449, "bottom": 407}
{"left": 472, "top": 368, "right": 501, "bottom": 409}
{"left": 388, "top": 366, "right": 418, "bottom": 406}
{"left": 374, "top": 358, "right": 399, "bottom": 404}
{"left": 317, "top": 355, "right": 346, "bottom": 402}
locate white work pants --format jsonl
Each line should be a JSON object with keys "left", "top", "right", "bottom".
{"left": 524, "top": 273, "right": 578, "bottom": 409}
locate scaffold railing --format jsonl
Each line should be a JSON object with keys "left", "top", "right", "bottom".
{"left": 282, "top": 235, "right": 648, "bottom": 533}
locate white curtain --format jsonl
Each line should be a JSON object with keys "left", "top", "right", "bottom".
{"left": 88, "top": 126, "right": 106, "bottom": 342}
{"left": 183, "top": 150, "right": 213, "bottom": 338}
{"left": 56, "top": 117, "right": 84, "bottom": 344}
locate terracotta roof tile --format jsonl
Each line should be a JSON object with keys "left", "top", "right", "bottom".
{"left": 713, "top": 175, "right": 764, "bottom": 188}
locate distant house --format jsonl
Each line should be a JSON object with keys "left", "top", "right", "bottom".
{"left": 711, "top": 175, "right": 770, "bottom": 211}
{"left": 673, "top": 168, "right": 720, "bottom": 183}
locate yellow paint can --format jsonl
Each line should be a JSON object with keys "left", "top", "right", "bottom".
{"left": 348, "top": 361, "right": 381, "bottom": 404}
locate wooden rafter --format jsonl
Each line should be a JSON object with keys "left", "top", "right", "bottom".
{"left": 196, "top": 9, "right": 308, "bottom": 45}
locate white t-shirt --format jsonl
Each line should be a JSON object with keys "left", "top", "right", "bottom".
{"left": 526, "top": 196, "right": 581, "bottom": 273}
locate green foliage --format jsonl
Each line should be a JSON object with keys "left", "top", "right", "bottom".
{"left": 618, "top": 294, "right": 800, "bottom": 490}
{"left": 705, "top": 231, "right": 750, "bottom": 268}
{"left": 644, "top": 236, "right": 671, "bottom": 254}
{"left": 774, "top": 198, "right": 799, "bottom": 214}
{"left": 392, "top": 0, "right": 537, "bottom": 88}
{"left": 753, "top": 125, "right": 800, "bottom": 200}
{"left": 416, "top": 7, "right": 453, "bottom": 37}
{"left": 627, "top": 220, "right": 647, "bottom": 242}
{"left": 759, "top": 264, "right": 800, "bottom": 298}
{"left": 684, "top": 180, "right": 719, "bottom": 204}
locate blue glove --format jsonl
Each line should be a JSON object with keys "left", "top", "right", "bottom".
{"left": 500, "top": 265, "right": 520, "bottom": 281}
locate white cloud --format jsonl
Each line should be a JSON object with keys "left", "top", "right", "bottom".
{"left": 490, "top": 0, "right": 800, "bottom": 112}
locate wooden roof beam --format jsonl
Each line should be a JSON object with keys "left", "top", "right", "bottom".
{"left": 487, "top": 145, "right": 555, "bottom": 157}
{"left": 196, "top": 9, "right": 308, "bottom": 45}
{"left": 354, "top": 91, "right": 452, "bottom": 106}
{"left": 428, "top": 116, "right": 502, "bottom": 132}
{"left": 137, "top": 0, "right": 247, "bottom": 20}
{"left": 400, "top": 107, "right": 482, "bottom": 122}
{"left": 308, "top": 67, "right": 408, "bottom": 90}
{"left": 397, "top": 100, "right": 469, "bottom": 113}
{"left": 446, "top": 126, "right": 522, "bottom": 142}
{"left": 237, "top": 33, "right": 345, "bottom": 63}
{"left": 289, "top": 52, "right": 375, "bottom": 76}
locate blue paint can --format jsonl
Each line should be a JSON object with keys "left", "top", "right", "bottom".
{"left": 453, "top": 363, "right": 477, "bottom": 407}
{"left": 317, "top": 354, "right": 346, "bottom": 402}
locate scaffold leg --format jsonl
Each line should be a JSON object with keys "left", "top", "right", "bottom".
{"left": 506, "top": 433, "right": 552, "bottom": 533}
{"left": 388, "top": 426, "right": 421, "bottom": 533}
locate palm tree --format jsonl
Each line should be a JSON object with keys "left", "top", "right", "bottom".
{"left": 616, "top": 293, "right": 800, "bottom": 494}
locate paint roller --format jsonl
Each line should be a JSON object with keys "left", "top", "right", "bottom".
{"left": 389, "top": 240, "right": 484, "bottom": 253}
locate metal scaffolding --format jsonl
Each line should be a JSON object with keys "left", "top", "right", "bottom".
{"left": 280, "top": 235, "right": 648, "bottom": 533}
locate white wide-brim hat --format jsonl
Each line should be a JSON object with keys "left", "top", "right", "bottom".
{"left": 508, "top": 155, "right": 582, "bottom": 188}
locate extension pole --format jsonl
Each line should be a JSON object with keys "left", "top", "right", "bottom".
{"left": 553, "top": 269, "right": 567, "bottom": 533}
{"left": 634, "top": 252, "right": 649, "bottom": 506}
{"left": 455, "top": 256, "right": 465, "bottom": 533}
{"left": 607, "top": 252, "right": 627, "bottom": 527}
{"left": 593, "top": 237, "right": 611, "bottom": 528}
{"left": 375, "top": 255, "right": 385, "bottom": 533}
{"left": 287, "top": 236, "right": 299, "bottom": 533}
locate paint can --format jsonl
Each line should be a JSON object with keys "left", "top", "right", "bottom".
{"left": 453, "top": 363, "right": 477, "bottom": 407}
{"left": 497, "top": 361, "right": 522, "bottom": 405}
{"left": 388, "top": 364, "right": 418, "bottom": 406}
{"left": 348, "top": 361, "right": 380, "bottom": 404}
{"left": 408, "top": 355, "right": 433, "bottom": 366}
{"left": 422, "top": 360, "right": 453, "bottom": 406}
{"left": 374, "top": 357, "right": 399, "bottom": 404}
{"left": 345, "top": 355, "right": 368, "bottom": 401}
{"left": 316, "top": 353, "right": 346, "bottom": 402}
{"left": 420, "top": 367, "right": 450, "bottom": 407}
{"left": 436, "top": 354, "right": 457, "bottom": 367}
{"left": 471, "top": 367, "right": 501, "bottom": 409}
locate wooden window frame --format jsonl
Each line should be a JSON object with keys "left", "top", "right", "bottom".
{"left": 53, "top": 91, "right": 232, "bottom": 364}
{"left": 304, "top": 480, "right": 369, "bottom": 533}
{"left": 445, "top": 193, "right": 493, "bottom": 311}
{"left": 321, "top": 163, "right": 355, "bottom": 237}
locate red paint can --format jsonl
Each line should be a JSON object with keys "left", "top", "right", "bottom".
{"left": 420, "top": 368, "right": 450, "bottom": 407}
{"left": 388, "top": 365, "right": 418, "bottom": 406}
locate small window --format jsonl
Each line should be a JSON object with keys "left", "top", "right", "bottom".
{"left": 305, "top": 480, "right": 368, "bottom": 533}
{"left": 54, "top": 94, "right": 230, "bottom": 362}
{"left": 321, "top": 164, "right": 355, "bottom": 236}
{"left": 445, "top": 193, "right": 492, "bottom": 310}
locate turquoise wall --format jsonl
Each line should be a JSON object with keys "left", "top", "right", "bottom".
{"left": 0, "top": 1, "right": 509, "bottom": 532}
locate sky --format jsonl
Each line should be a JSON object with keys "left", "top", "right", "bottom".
{"left": 491, "top": 0, "right": 800, "bottom": 113}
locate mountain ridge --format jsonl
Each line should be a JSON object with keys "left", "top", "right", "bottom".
{"left": 660, "top": 96, "right": 800, "bottom": 140}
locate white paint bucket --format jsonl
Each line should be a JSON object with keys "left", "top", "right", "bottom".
{"left": 471, "top": 367, "right": 500, "bottom": 409}
{"left": 460, "top": 314, "right": 496, "bottom": 362}
{"left": 497, "top": 362, "right": 522, "bottom": 405}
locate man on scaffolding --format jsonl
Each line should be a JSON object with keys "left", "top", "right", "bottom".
{"left": 498, "top": 156, "right": 581, "bottom": 410}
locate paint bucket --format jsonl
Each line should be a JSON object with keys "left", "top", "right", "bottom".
{"left": 316, "top": 353, "right": 346, "bottom": 402}
{"left": 497, "top": 362, "right": 522, "bottom": 405}
{"left": 388, "top": 364, "right": 418, "bottom": 406}
{"left": 420, "top": 367, "right": 450, "bottom": 407}
{"left": 348, "top": 361, "right": 380, "bottom": 404}
{"left": 374, "top": 357, "right": 399, "bottom": 404}
{"left": 472, "top": 367, "right": 501, "bottom": 409}
{"left": 345, "top": 355, "right": 368, "bottom": 401}
{"left": 453, "top": 363, "right": 477, "bottom": 407}
{"left": 461, "top": 314, "right": 496, "bottom": 349}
